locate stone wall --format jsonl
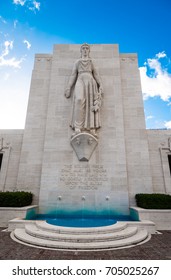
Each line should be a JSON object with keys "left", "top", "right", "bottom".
{"left": 147, "top": 129, "right": 171, "bottom": 195}
{"left": 0, "top": 205, "right": 38, "bottom": 227}
{"left": 120, "top": 54, "right": 153, "bottom": 206}
{"left": 0, "top": 130, "right": 23, "bottom": 191}
{"left": 16, "top": 54, "right": 52, "bottom": 203}
{"left": 131, "top": 207, "right": 171, "bottom": 230}
{"left": 38, "top": 44, "right": 129, "bottom": 216}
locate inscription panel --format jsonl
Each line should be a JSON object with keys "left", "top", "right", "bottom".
{"left": 59, "top": 164, "right": 108, "bottom": 190}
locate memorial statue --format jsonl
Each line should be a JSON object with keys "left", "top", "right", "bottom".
{"left": 65, "top": 43, "right": 103, "bottom": 138}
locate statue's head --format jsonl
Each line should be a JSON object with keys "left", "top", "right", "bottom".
{"left": 80, "top": 43, "right": 90, "bottom": 58}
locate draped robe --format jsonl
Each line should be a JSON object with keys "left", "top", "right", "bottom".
{"left": 70, "top": 59, "right": 101, "bottom": 131}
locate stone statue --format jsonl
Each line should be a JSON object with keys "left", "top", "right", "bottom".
{"left": 65, "top": 43, "right": 103, "bottom": 138}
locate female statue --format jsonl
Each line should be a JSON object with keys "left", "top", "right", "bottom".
{"left": 65, "top": 43, "right": 103, "bottom": 137}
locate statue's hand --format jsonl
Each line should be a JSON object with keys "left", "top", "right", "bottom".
{"left": 65, "top": 88, "right": 71, "bottom": 98}
{"left": 92, "top": 89, "right": 102, "bottom": 112}
{"left": 91, "top": 104, "right": 99, "bottom": 112}
{"left": 99, "top": 86, "right": 103, "bottom": 95}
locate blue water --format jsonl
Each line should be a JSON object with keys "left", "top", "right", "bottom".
{"left": 29, "top": 214, "right": 136, "bottom": 228}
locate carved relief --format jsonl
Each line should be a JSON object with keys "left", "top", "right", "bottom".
{"left": 59, "top": 164, "right": 108, "bottom": 190}
{"left": 0, "top": 138, "right": 10, "bottom": 152}
{"left": 160, "top": 137, "right": 171, "bottom": 151}
{"left": 65, "top": 43, "right": 103, "bottom": 138}
{"left": 70, "top": 133, "right": 98, "bottom": 161}
{"left": 65, "top": 43, "right": 103, "bottom": 161}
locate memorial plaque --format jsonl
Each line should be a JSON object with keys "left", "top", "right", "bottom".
{"left": 59, "top": 164, "right": 108, "bottom": 190}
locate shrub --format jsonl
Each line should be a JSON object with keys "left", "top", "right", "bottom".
{"left": 135, "top": 193, "right": 171, "bottom": 209}
{"left": 0, "top": 191, "right": 33, "bottom": 207}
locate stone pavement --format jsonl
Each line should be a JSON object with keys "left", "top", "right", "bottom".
{"left": 0, "top": 228, "right": 171, "bottom": 260}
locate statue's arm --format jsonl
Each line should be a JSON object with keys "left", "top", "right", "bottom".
{"left": 65, "top": 61, "right": 78, "bottom": 98}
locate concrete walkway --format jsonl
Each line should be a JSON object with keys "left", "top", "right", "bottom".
{"left": 0, "top": 228, "right": 171, "bottom": 260}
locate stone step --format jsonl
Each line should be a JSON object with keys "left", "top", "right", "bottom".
{"left": 25, "top": 223, "right": 138, "bottom": 243}
{"left": 35, "top": 220, "right": 127, "bottom": 234}
{"left": 13, "top": 228, "right": 149, "bottom": 250}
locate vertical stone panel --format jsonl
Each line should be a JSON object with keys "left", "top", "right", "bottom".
{"left": 0, "top": 130, "right": 23, "bottom": 191}
{"left": 120, "top": 54, "right": 153, "bottom": 205}
{"left": 39, "top": 44, "right": 129, "bottom": 216}
{"left": 147, "top": 130, "right": 171, "bottom": 194}
{"left": 16, "top": 55, "right": 52, "bottom": 202}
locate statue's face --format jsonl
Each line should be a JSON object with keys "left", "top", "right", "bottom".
{"left": 81, "top": 45, "right": 90, "bottom": 57}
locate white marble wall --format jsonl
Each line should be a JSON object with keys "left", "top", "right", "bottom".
{"left": 16, "top": 54, "right": 52, "bottom": 202}
{"left": 0, "top": 130, "right": 23, "bottom": 191}
{"left": 39, "top": 44, "right": 129, "bottom": 216}
{"left": 147, "top": 129, "right": 171, "bottom": 195}
{"left": 120, "top": 54, "right": 153, "bottom": 206}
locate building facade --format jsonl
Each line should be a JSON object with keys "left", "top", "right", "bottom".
{"left": 0, "top": 44, "right": 171, "bottom": 216}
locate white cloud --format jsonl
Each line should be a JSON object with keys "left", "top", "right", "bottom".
{"left": 0, "top": 16, "right": 7, "bottom": 24}
{"left": 0, "top": 56, "right": 24, "bottom": 68}
{"left": 13, "top": 0, "right": 40, "bottom": 12}
{"left": 13, "top": 0, "right": 26, "bottom": 6}
{"left": 14, "top": 20, "right": 18, "bottom": 28}
{"left": 23, "top": 39, "right": 31, "bottom": 49}
{"left": 32, "top": 1, "right": 40, "bottom": 11}
{"left": 156, "top": 51, "right": 166, "bottom": 59}
{"left": 4, "top": 73, "right": 10, "bottom": 80}
{"left": 3, "top": 40, "right": 14, "bottom": 56}
{"left": 164, "top": 121, "right": 171, "bottom": 129}
{"left": 0, "top": 65, "right": 30, "bottom": 128}
{"left": 146, "top": 115, "right": 154, "bottom": 120}
{"left": 139, "top": 51, "right": 171, "bottom": 101}
{"left": 0, "top": 40, "right": 24, "bottom": 68}
{"left": 0, "top": 84, "right": 28, "bottom": 129}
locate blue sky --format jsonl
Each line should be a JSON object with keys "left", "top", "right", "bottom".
{"left": 0, "top": 0, "right": 171, "bottom": 129}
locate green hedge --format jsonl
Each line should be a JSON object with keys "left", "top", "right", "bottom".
{"left": 135, "top": 193, "right": 171, "bottom": 209}
{"left": 0, "top": 191, "right": 33, "bottom": 207}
